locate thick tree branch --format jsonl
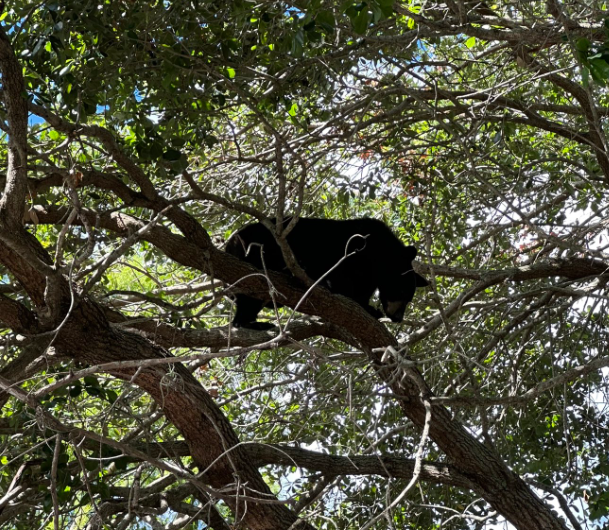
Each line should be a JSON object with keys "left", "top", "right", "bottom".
{"left": 0, "top": 40, "right": 70, "bottom": 316}
{"left": 0, "top": 294, "right": 38, "bottom": 332}
{"left": 246, "top": 444, "right": 474, "bottom": 489}
{"left": 418, "top": 258, "right": 609, "bottom": 283}
{"left": 0, "top": 26, "right": 28, "bottom": 227}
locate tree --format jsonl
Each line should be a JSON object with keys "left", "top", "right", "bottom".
{"left": 1, "top": 1, "right": 608, "bottom": 528}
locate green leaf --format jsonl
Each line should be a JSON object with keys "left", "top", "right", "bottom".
{"left": 84, "top": 376, "right": 100, "bottom": 387}
{"left": 465, "top": 36, "right": 476, "bottom": 49}
{"left": 353, "top": 9, "right": 370, "bottom": 34}
{"left": 590, "top": 58, "right": 609, "bottom": 84}
{"left": 377, "top": 0, "right": 394, "bottom": 17}
{"left": 303, "top": 20, "right": 315, "bottom": 32}
{"left": 371, "top": 4, "right": 383, "bottom": 23}
{"left": 316, "top": 10, "right": 335, "bottom": 32}
{"left": 204, "top": 135, "right": 219, "bottom": 147}
{"left": 575, "top": 38, "right": 591, "bottom": 52}
{"left": 163, "top": 148, "right": 183, "bottom": 161}
{"left": 49, "top": 36, "right": 64, "bottom": 52}
{"left": 345, "top": 5, "right": 359, "bottom": 18}
{"left": 291, "top": 29, "right": 305, "bottom": 57}
{"left": 150, "top": 142, "right": 164, "bottom": 159}
{"left": 31, "top": 39, "right": 46, "bottom": 57}
{"left": 85, "top": 385, "right": 102, "bottom": 397}
{"left": 58, "top": 63, "right": 72, "bottom": 76}
{"left": 582, "top": 66, "right": 590, "bottom": 87}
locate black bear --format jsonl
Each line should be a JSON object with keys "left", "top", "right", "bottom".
{"left": 225, "top": 217, "right": 429, "bottom": 330}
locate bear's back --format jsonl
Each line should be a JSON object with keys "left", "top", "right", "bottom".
{"left": 226, "top": 217, "right": 407, "bottom": 279}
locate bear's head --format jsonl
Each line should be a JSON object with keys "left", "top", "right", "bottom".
{"left": 379, "top": 246, "right": 429, "bottom": 322}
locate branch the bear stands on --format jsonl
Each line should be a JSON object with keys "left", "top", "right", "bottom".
{"left": 225, "top": 217, "right": 429, "bottom": 330}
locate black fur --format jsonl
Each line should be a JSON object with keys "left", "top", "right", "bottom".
{"left": 225, "top": 218, "right": 429, "bottom": 330}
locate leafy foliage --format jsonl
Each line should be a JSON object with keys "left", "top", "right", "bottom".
{"left": 1, "top": 1, "right": 609, "bottom": 529}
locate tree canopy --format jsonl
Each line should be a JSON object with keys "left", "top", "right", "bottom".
{"left": 1, "top": 1, "right": 609, "bottom": 529}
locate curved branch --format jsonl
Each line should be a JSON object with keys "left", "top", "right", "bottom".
{"left": 246, "top": 444, "right": 474, "bottom": 489}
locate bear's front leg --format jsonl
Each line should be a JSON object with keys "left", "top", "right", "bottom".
{"left": 364, "top": 305, "right": 384, "bottom": 320}
{"left": 232, "top": 295, "right": 276, "bottom": 330}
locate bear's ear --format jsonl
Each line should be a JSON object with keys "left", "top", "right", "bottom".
{"left": 404, "top": 245, "right": 418, "bottom": 261}
{"left": 415, "top": 273, "right": 430, "bottom": 287}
